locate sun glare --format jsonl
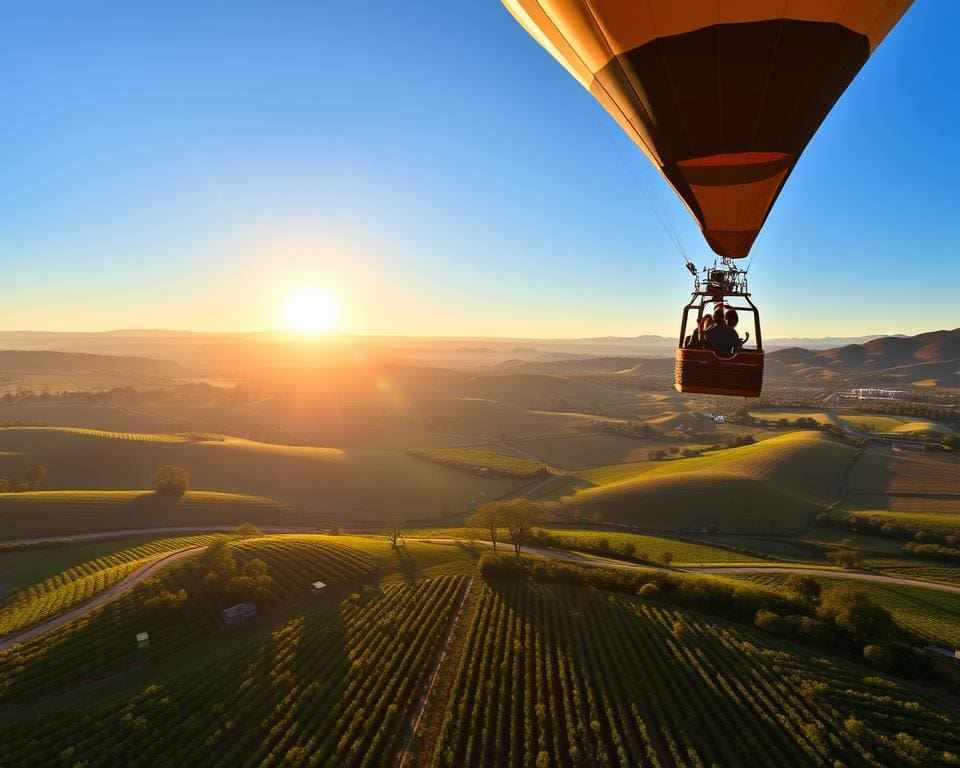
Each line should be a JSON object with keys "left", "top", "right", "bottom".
{"left": 280, "top": 288, "right": 339, "bottom": 334}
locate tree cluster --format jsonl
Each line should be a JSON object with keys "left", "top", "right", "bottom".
{"left": 468, "top": 500, "right": 546, "bottom": 556}
{"left": 0, "top": 465, "right": 47, "bottom": 493}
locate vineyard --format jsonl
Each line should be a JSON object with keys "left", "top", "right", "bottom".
{"left": 432, "top": 580, "right": 959, "bottom": 767}
{"left": 873, "top": 565, "right": 960, "bottom": 586}
{"left": 0, "top": 534, "right": 217, "bottom": 637}
{"left": 0, "top": 575, "right": 468, "bottom": 768}
{"left": 733, "top": 574, "right": 960, "bottom": 648}
{"left": 0, "top": 426, "right": 190, "bottom": 442}
{"left": 0, "top": 536, "right": 379, "bottom": 704}
{"left": 409, "top": 448, "right": 555, "bottom": 479}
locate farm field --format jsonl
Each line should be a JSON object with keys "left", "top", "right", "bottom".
{"left": 432, "top": 579, "right": 958, "bottom": 767}
{"left": 0, "top": 427, "right": 525, "bottom": 524}
{"left": 0, "top": 534, "right": 217, "bottom": 637}
{"left": 0, "top": 535, "right": 379, "bottom": 703}
{"left": 842, "top": 445, "right": 960, "bottom": 531}
{"left": 408, "top": 447, "right": 554, "bottom": 478}
{"left": 0, "top": 491, "right": 299, "bottom": 541}
{"left": 0, "top": 575, "right": 468, "bottom": 768}
{"left": 847, "top": 446, "right": 960, "bottom": 495}
{"left": 872, "top": 565, "right": 960, "bottom": 587}
{"left": 556, "top": 432, "right": 854, "bottom": 533}
{"left": 735, "top": 574, "right": 960, "bottom": 648}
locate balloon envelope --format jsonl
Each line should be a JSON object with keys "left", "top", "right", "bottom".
{"left": 504, "top": 1, "right": 912, "bottom": 259}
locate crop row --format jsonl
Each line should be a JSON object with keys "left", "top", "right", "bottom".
{"left": 432, "top": 580, "right": 958, "bottom": 767}
{"left": 0, "top": 575, "right": 467, "bottom": 768}
{"left": 0, "top": 538, "right": 380, "bottom": 704}
{"left": 0, "top": 535, "right": 216, "bottom": 637}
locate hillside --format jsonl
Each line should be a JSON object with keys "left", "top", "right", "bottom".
{"left": 766, "top": 327, "right": 960, "bottom": 385}
{"left": 0, "top": 350, "right": 181, "bottom": 374}
{"left": 559, "top": 432, "right": 855, "bottom": 533}
{"left": 0, "top": 427, "right": 524, "bottom": 526}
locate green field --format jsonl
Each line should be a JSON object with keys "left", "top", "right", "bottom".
{"left": 558, "top": 432, "right": 854, "bottom": 533}
{"left": 735, "top": 574, "right": 960, "bottom": 648}
{"left": 0, "top": 575, "right": 467, "bottom": 768}
{"left": 0, "top": 427, "right": 525, "bottom": 524}
{"left": 408, "top": 447, "right": 554, "bottom": 478}
{"left": 433, "top": 579, "right": 958, "bottom": 767}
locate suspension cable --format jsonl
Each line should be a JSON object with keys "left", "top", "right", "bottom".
{"left": 592, "top": 112, "right": 694, "bottom": 270}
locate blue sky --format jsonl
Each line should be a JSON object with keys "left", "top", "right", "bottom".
{"left": 0, "top": 1, "right": 956, "bottom": 338}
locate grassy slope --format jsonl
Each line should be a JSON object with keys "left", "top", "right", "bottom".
{"left": 737, "top": 574, "right": 960, "bottom": 648}
{"left": 0, "top": 427, "right": 525, "bottom": 523}
{"left": 0, "top": 491, "right": 295, "bottom": 540}
{"left": 559, "top": 432, "right": 855, "bottom": 533}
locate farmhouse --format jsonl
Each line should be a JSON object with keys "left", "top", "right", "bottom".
{"left": 222, "top": 602, "right": 257, "bottom": 629}
{"left": 311, "top": 581, "right": 328, "bottom": 596}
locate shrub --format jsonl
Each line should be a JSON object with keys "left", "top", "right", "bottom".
{"left": 152, "top": 465, "right": 190, "bottom": 497}
{"left": 637, "top": 582, "right": 659, "bottom": 599}
{"left": 863, "top": 644, "right": 894, "bottom": 669}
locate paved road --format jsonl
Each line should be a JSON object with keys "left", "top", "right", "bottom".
{"left": 0, "top": 546, "right": 203, "bottom": 651}
{"left": 694, "top": 566, "right": 960, "bottom": 594}
{"left": 412, "top": 538, "right": 960, "bottom": 594}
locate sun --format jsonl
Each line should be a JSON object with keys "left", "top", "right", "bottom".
{"left": 280, "top": 288, "right": 339, "bottom": 334}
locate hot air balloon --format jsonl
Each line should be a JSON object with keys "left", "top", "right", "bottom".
{"left": 504, "top": 0, "right": 912, "bottom": 397}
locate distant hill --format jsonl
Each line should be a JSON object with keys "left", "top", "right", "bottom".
{"left": 767, "top": 328, "right": 960, "bottom": 386}
{"left": 0, "top": 350, "right": 181, "bottom": 374}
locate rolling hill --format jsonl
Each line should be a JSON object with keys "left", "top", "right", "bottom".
{"left": 766, "top": 327, "right": 960, "bottom": 385}
{"left": 0, "top": 427, "right": 525, "bottom": 528}
{"left": 558, "top": 432, "right": 855, "bottom": 533}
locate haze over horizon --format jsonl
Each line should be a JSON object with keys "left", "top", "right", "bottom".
{"left": 3, "top": 2, "right": 957, "bottom": 339}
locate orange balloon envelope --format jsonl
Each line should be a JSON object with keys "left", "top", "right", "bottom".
{"left": 504, "top": 1, "right": 913, "bottom": 259}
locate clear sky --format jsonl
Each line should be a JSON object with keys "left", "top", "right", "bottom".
{"left": 1, "top": 2, "right": 956, "bottom": 338}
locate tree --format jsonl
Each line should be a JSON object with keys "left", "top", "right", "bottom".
{"left": 386, "top": 515, "right": 405, "bottom": 547}
{"left": 786, "top": 574, "right": 821, "bottom": 605}
{"left": 660, "top": 551, "right": 674, "bottom": 566}
{"left": 143, "top": 587, "right": 188, "bottom": 626}
{"left": 817, "top": 585, "right": 895, "bottom": 644}
{"left": 24, "top": 465, "right": 47, "bottom": 490}
{"left": 152, "top": 465, "right": 190, "bottom": 497}
{"left": 235, "top": 522, "right": 262, "bottom": 537}
{"left": 500, "top": 499, "right": 546, "bottom": 557}
{"left": 469, "top": 502, "right": 502, "bottom": 552}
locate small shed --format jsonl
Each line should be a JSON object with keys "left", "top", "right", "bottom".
{"left": 311, "top": 581, "right": 328, "bottom": 596}
{"left": 135, "top": 631, "right": 150, "bottom": 650}
{"left": 222, "top": 602, "right": 257, "bottom": 629}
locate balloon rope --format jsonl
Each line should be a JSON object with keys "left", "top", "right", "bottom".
{"left": 592, "top": 112, "right": 692, "bottom": 268}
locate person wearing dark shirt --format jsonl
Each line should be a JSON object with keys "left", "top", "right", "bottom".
{"left": 704, "top": 306, "right": 740, "bottom": 356}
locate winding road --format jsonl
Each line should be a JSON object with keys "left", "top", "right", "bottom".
{"left": 2, "top": 528, "right": 958, "bottom": 652}
{"left": 411, "top": 538, "right": 960, "bottom": 595}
